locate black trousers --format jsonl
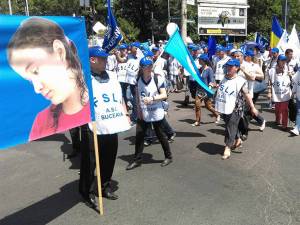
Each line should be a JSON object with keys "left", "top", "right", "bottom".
{"left": 79, "top": 125, "right": 118, "bottom": 198}
{"left": 134, "top": 119, "right": 172, "bottom": 161}
{"left": 69, "top": 127, "right": 80, "bottom": 152}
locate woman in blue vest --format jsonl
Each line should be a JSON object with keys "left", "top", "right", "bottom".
{"left": 126, "top": 57, "right": 173, "bottom": 170}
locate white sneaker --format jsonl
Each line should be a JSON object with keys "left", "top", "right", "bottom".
{"left": 215, "top": 115, "right": 221, "bottom": 124}
{"left": 259, "top": 120, "right": 266, "bottom": 131}
{"left": 290, "top": 128, "right": 299, "bottom": 136}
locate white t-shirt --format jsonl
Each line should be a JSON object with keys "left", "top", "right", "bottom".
{"left": 106, "top": 54, "right": 117, "bottom": 72}
{"left": 153, "top": 57, "right": 167, "bottom": 78}
{"left": 89, "top": 71, "right": 131, "bottom": 134}
{"left": 292, "top": 71, "right": 300, "bottom": 100}
{"left": 137, "top": 74, "right": 165, "bottom": 122}
{"left": 215, "top": 56, "right": 230, "bottom": 81}
{"left": 215, "top": 75, "right": 247, "bottom": 115}
{"left": 239, "top": 61, "right": 261, "bottom": 98}
{"left": 168, "top": 57, "right": 180, "bottom": 76}
{"left": 125, "top": 54, "right": 140, "bottom": 85}
{"left": 286, "top": 59, "right": 298, "bottom": 75}
{"left": 269, "top": 68, "right": 291, "bottom": 102}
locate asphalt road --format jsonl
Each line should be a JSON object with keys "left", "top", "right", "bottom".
{"left": 0, "top": 92, "right": 299, "bottom": 225}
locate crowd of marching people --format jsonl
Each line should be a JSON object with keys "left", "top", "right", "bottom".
{"left": 70, "top": 40, "right": 300, "bottom": 209}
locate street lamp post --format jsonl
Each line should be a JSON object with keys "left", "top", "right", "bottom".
{"left": 284, "top": 0, "right": 288, "bottom": 30}
{"left": 8, "top": 0, "right": 12, "bottom": 15}
{"left": 25, "top": 0, "right": 29, "bottom": 16}
{"left": 167, "top": 0, "right": 170, "bottom": 23}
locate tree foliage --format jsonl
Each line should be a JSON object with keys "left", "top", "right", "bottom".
{"left": 1, "top": 0, "right": 300, "bottom": 42}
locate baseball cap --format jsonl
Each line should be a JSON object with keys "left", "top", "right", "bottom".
{"left": 89, "top": 46, "right": 109, "bottom": 58}
{"left": 152, "top": 47, "right": 160, "bottom": 52}
{"left": 199, "top": 54, "right": 209, "bottom": 61}
{"left": 244, "top": 50, "right": 255, "bottom": 57}
{"left": 130, "top": 42, "right": 141, "bottom": 48}
{"left": 225, "top": 59, "right": 240, "bottom": 67}
{"left": 271, "top": 47, "right": 279, "bottom": 53}
{"left": 140, "top": 56, "right": 153, "bottom": 67}
{"left": 278, "top": 54, "right": 287, "bottom": 61}
{"left": 118, "top": 44, "right": 127, "bottom": 49}
{"left": 143, "top": 49, "right": 154, "bottom": 57}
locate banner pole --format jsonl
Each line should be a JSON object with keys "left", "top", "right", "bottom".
{"left": 92, "top": 122, "right": 104, "bottom": 215}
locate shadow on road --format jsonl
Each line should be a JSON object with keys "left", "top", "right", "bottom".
{"left": 197, "top": 142, "right": 224, "bottom": 156}
{"left": 118, "top": 153, "right": 164, "bottom": 164}
{"left": 207, "top": 128, "right": 225, "bottom": 136}
{"left": 0, "top": 180, "right": 81, "bottom": 225}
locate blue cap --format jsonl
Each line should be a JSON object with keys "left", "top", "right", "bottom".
{"left": 191, "top": 45, "right": 200, "bottom": 51}
{"left": 278, "top": 54, "right": 287, "bottom": 61}
{"left": 89, "top": 46, "right": 109, "bottom": 58}
{"left": 143, "top": 49, "right": 154, "bottom": 57}
{"left": 199, "top": 54, "right": 209, "bottom": 61}
{"left": 130, "top": 42, "right": 141, "bottom": 48}
{"left": 226, "top": 46, "right": 234, "bottom": 51}
{"left": 225, "top": 59, "right": 240, "bottom": 67}
{"left": 244, "top": 50, "right": 255, "bottom": 57}
{"left": 216, "top": 46, "right": 225, "bottom": 52}
{"left": 271, "top": 47, "right": 279, "bottom": 53}
{"left": 152, "top": 47, "right": 160, "bottom": 52}
{"left": 140, "top": 56, "right": 153, "bottom": 67}
{"left": 118, "top": 44, "right": 127, "bottom": 49}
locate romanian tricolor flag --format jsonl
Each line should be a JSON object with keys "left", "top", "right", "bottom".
{"left": 270, "top": 16, "right": 283, "bottom": 48}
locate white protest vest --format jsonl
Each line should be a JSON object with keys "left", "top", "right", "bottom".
{"left": 269, "top": 68, "right": 291, "bottom": 102}
{"left": 168, "top": 57, "right": 180, "bottom": 76}
{"left": 137, "top": 74, "right": 165, "bottom": 122}
{"left": 215, "top": 75, "right": 247, "bottom": 115}
{"left": 89, "top": 71, "right": 131, "bottom": 135}
{"left": 215, "top": 56, "right": 230, "bottom": 81}
{"left": 117, "top": 62, "right": 127, "bottom": 83}
{"left": 125, "top": 55, "right": 140, "bottom": 85}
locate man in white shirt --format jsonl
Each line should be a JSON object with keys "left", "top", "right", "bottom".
{"left": 285, "top": 49, "right": 299, "bottom": 77}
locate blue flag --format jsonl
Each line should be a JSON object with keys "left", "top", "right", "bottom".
{"left": 208, "top": 36, "right": 216, "bottom": 59}
{"left": 164, "top": 29, "right": 214, "bottom": 96}
{"left": 102, "top": 0, "right": 123, "bottom": 53}
{"left": 255, "top": 32, "right": 269, "bottom": 49}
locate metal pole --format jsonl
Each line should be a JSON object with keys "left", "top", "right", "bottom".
{"left": 151, "top": 11, "right": 154, "bottom": 44}
{"left": 25, "top": 0, "right": 29, "bottom": 16}
{"left": 284, "top": 0, "right": 288, "bottom": 30}
{"left": 181, "top": 0, "right": 187, "bottom": 43}
{"left": 167, "top": 0, "right": 170, "bottom": 23}
{"left": 8, "top": 0, "right": 12, "bottom": 15}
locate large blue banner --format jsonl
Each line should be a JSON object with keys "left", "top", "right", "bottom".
{"left": 164, "top": 29, "right": 214, "bottom": 96}
{"left": 0, "top": 15, "right": 94, "bottom": 150}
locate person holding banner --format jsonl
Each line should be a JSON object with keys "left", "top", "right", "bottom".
{"left": 126, "top": 57, "right": 173, "bottom": 170}
{"left": 79, "top": 46, "right": 131, "bottom": 206}
{"left": 215, "top": 59, "right": 258, "bottom": 160}
{"left": 7, "top": 17, "right": 91, "bottom": 141}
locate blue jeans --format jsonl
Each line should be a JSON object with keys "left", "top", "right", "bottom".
{"left": 296, "top": 99, "right": 300, "bottom": 131}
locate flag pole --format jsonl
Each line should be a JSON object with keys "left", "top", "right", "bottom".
{"left": 92, "top": 122, "right": 104, "bottom": 215}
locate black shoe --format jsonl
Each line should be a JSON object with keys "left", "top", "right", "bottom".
{"left": 144, "top": 140, "right": 152, "bottom": 146}
{"left": 126, "top": 161, "right": 141, "bottom": 170}
{"left": 161, "top": 158, "right": 173, "bottom": 167}
{"left": 83, "top": 193, "right": 97, "bottom": 209}
{"left": 168, "top": 133, "right": 176, "bottom": 143}
{"left": 102, "top": 189, "right": 118, "bottom": 200}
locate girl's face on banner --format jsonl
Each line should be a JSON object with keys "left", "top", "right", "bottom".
{"left": 9, "top": 43, "right": 77, "bottom": 105}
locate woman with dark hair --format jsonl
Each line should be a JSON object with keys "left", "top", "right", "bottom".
{"left": 7, "top": 17, "right": 90, "bottom": 141}
{"left": 192, "top": 54, "right": 219, "bottom": 126}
